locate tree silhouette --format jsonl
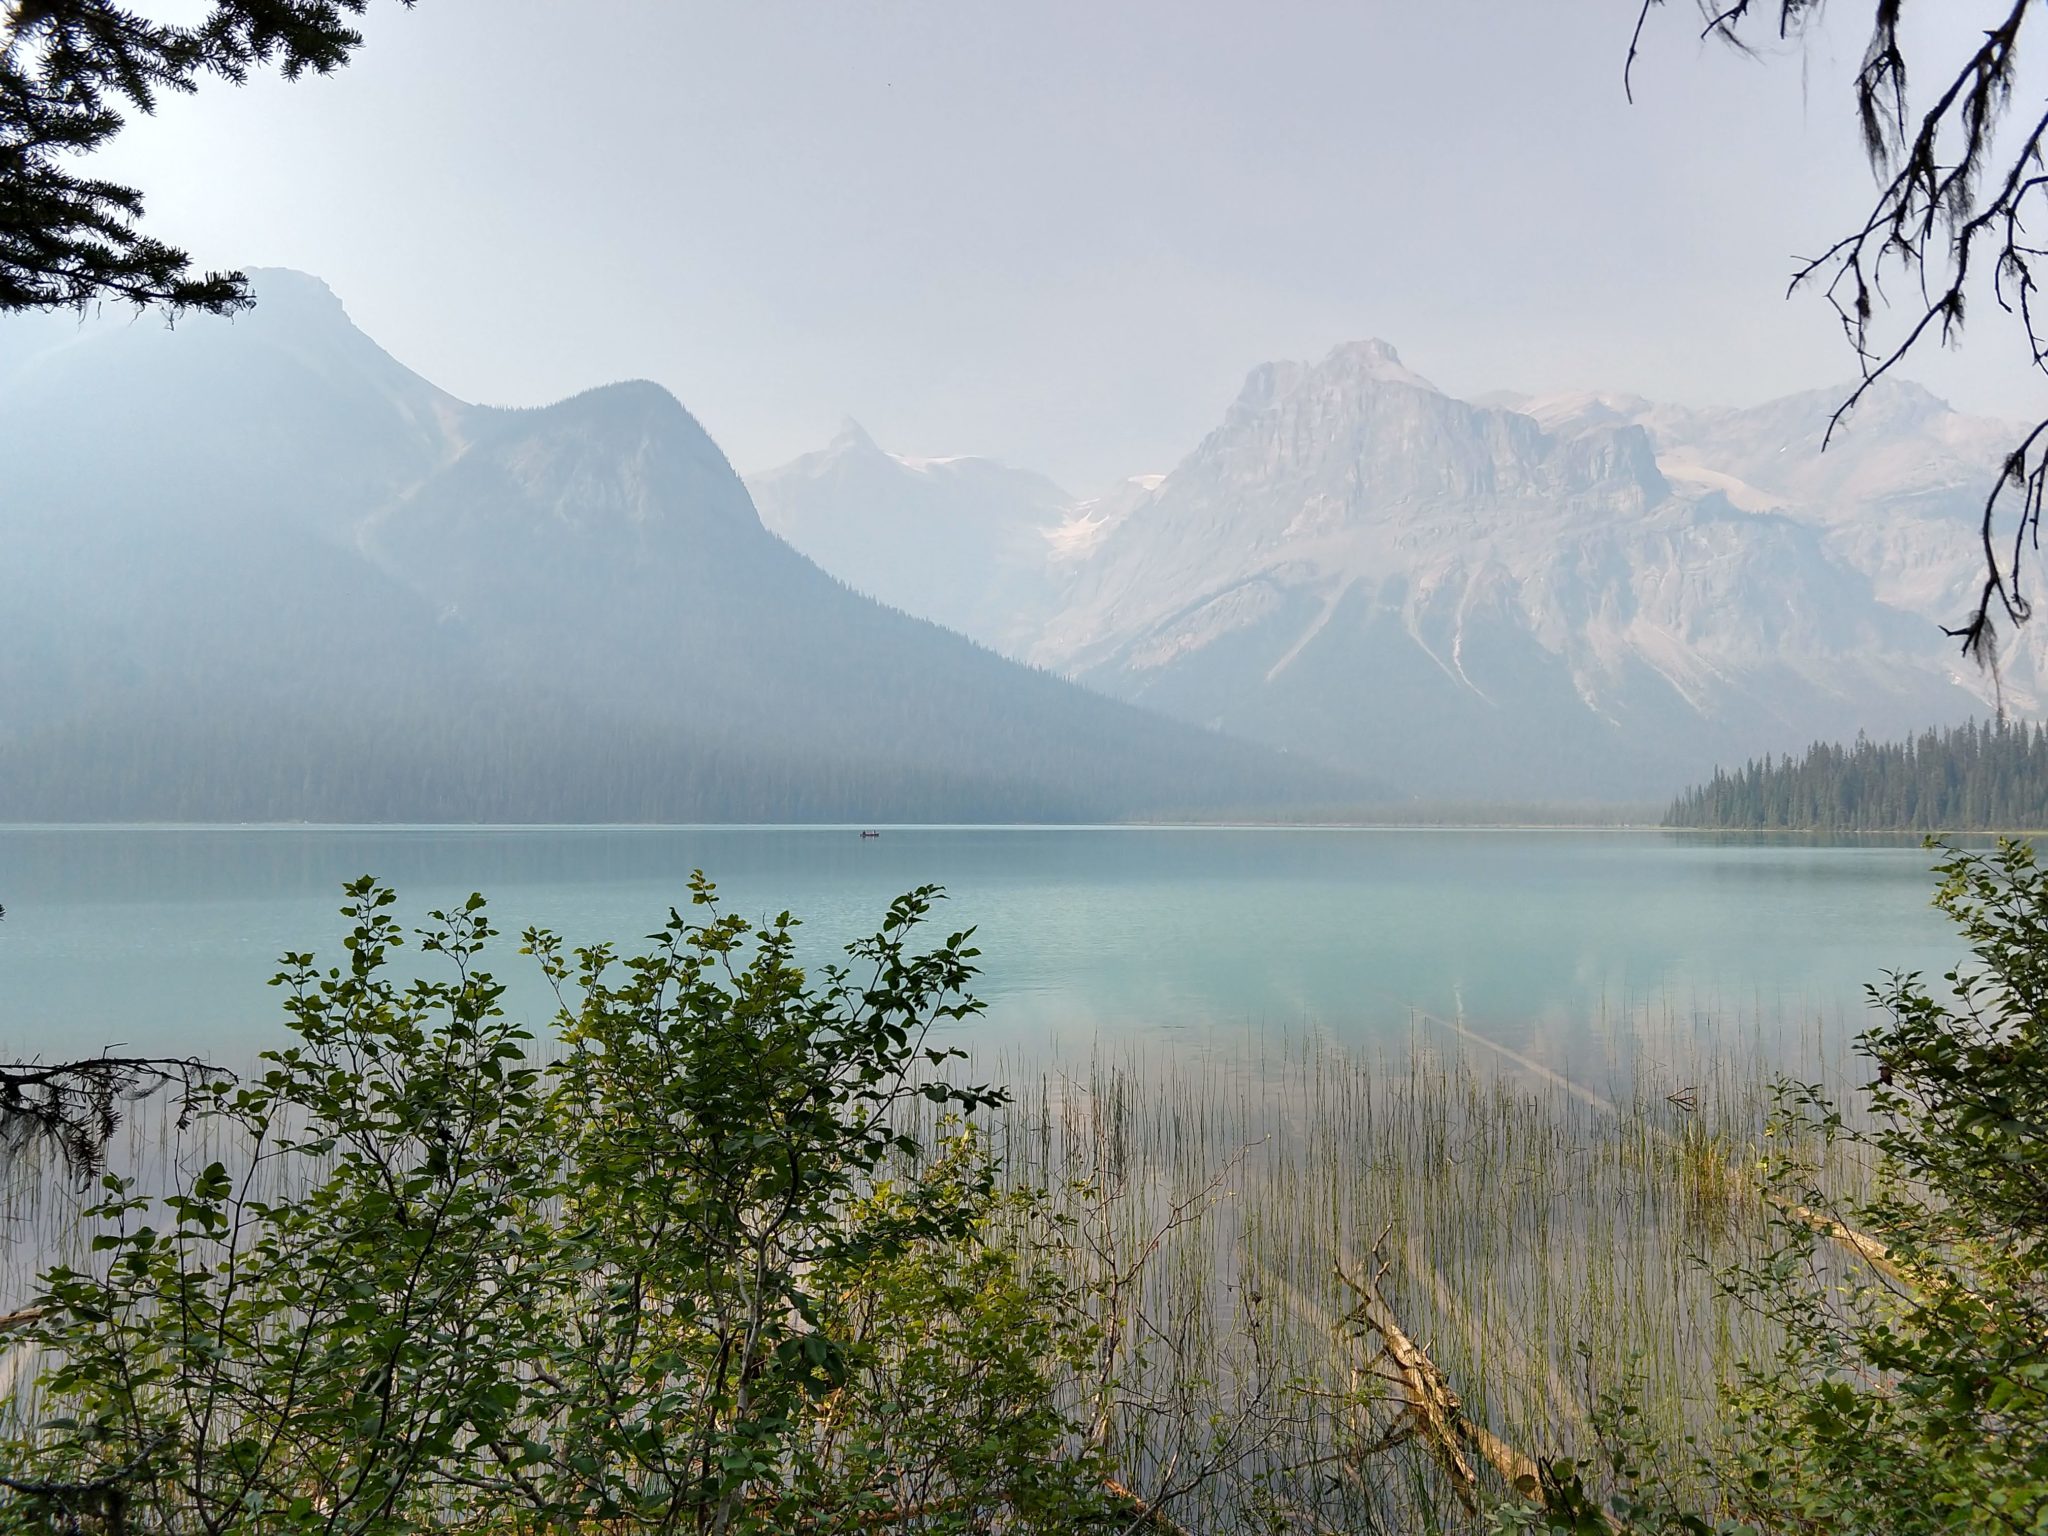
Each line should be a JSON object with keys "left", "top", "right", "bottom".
{"left": 1632, "top": 0, "right": 2048, "bottom": 666}
{"left": 2, "top": 1, "right": 413, "bottom": 315}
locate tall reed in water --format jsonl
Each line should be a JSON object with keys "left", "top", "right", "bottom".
{"left": 950, "top": 1022, "right": 1866, "bottom": 1530}
{"left": 0, "top": 1017, "right": 1863, "bottom": 1532}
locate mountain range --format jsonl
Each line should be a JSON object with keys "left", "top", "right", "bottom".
{"left": 751, "top": 341, "right": 2040, "bottom": 798}
{"left": 10, "top": 270, "right": 2024, "bottom": 819}
{"left": 0, "top": 272, "right": 1372, "bottom": 822}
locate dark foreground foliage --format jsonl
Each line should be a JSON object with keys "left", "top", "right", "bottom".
{"left": 2, "top": 1, "right": 410, "bottom": 314}
{"left": 0, "top": 877, "right": 1125, "bottom": 1534}
{"left": 4, "top": 846, "right": 2046, "bottom": 1533}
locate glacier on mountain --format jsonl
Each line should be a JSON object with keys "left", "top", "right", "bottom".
{"left": 755, "top": 340, "right": 2039, "bottom": 799}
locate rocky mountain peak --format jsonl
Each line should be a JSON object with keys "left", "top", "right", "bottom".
{"left": 1228, "top": 358, "right": 1309, "bottom": 414}
{"left": 447, "top": 380, "right": 753, "bottom": 541}
{"left": 1227, "top": 340, "right": 1437, "bottom": 419}
{"left": 1320, "top": 337, "right": 1438, "bottom": 392}
{"left": 710, "top": 331, "right": 2041, "bottom": 802}
{"left": 243, "top": 267, "right": 352, "bottom": 325}
{"left": 828, "top": 416, "right": 882, "bottom": 455}
{"left": 1188, "top": 340, "right": 1666, "bottom": 524}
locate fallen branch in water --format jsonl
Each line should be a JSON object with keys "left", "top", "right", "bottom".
{"left": 1325, "top": 1244, "right": 1617, "bottom": 1530}
{"left": 1399, "top": 1241, "right": 1589, "bottom": 1438}
{"left": 1764, "top": 1194, "right": 1901, "bottom": 1281}
{"left": 1103, "top": 1475, "right": 1196, "bottom": 1536}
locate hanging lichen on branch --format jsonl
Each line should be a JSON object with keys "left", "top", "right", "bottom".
{"left": 1630, "top": 0, "right": 2048, "bottom": 667}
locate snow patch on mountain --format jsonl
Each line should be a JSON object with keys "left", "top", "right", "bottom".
{"left": 751, "top": 346, "right": 2043, "bottom": 799}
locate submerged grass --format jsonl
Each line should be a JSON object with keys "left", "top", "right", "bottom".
{"left": 938, "top": 1018, "right": 1872, "bottom": 1531}
{"left": 0, "top": 1008, "right": 1871, "bottom": 1533}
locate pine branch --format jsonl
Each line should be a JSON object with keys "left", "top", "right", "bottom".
{"left": 0, "top": 1, "right": 411, "bottom": 315}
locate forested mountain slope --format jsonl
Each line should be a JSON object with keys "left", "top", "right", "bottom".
{"left": 0, "top": 272, "right": 1375, "bottom": 822}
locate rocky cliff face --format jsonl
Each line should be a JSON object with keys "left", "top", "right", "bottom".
{"left": 1035, "top": 343, "right": 1980, "bottom": 797}
{"left": 762, "top": 342, "right": 2027, "bottom": 799}
{"left": 1505, "top": 379, "right": 2039, "bottom": 674}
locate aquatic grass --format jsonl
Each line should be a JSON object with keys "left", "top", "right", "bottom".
{"left": 0, "top": 1009, "right": 1874, "bottom": 1533}
{"left": 934, "top": 1019, "right": 1874, "bottom": 1531}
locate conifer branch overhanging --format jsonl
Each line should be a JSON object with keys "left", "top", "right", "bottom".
{"left": 0, "top": 1, "right": 411, "bottom": 315}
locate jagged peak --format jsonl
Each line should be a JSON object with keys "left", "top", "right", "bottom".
{"left": 244, "top": 267, "right": 350, "bottom": 321}
{"left": 1230, "top": 359, "right": 1308, "bottom": 413}
{"left": 1826, "top": 375, "right": 1958, "bottom": 429}
{"left": 820, "top": 420, "right": 989, "bottom": 476}
{"left": 1506, "top": 389, "right": 1657, "bottom": 430}
{"left": 830, "top": 417, "right": 881, "bottom": 453}
{"left": 1326, "top": 337, "right": 1404, "bottom": 369}
{"left": 1231, "top": 341, "right": 1442, "bottom": 416}
{"left": 1319, "top": 338, "right": 1439, "bottom": 393}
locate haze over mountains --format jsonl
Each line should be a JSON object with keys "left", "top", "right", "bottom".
{"left": 6, "top": 268, "right": 2024, "bottom": 821}
{"left": 0, "top": 271, "right": 1371, "bottom": 823}
{"left": 753, "top": 342, "right": 2036, "bottom": 798}
{"left": 748, "top": 422, "right": 1078, "bottom": 657}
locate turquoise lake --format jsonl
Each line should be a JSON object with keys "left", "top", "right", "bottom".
{"left": 0, "top": 826, "right": 1978, "bottom": 1078}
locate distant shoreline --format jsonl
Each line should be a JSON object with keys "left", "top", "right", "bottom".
{"left": 6, "top": 815, "right": 2029, "bottom": 835}
{"left": 1659, "top": 826, "right": 2036, "bottom": 837}
{"left": 0, "top": 820, "right": 1655, "bottom": 832}
{"left": 0, "top": 818, "right": 1956, "bottom": 834}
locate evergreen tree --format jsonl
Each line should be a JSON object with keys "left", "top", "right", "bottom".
{"left": 1666, "top": 720, "right": 2048, "bottom": 832}
{"left": 1, "top": 1, "right": 411, "bottom": 313}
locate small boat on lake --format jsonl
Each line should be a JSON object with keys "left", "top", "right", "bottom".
{"left": 859, "top": 829, "right": 881, "bottom": 839}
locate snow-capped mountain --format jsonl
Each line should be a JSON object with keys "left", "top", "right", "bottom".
{"left": 1499, "top": 381, "right": 2036, "bottom": 669}
{"left": 0, "top": 271, "right": 1378, "bottom": 821}
{"left": 745, "top": 424, "right": 1078, "bottom": 654}
{"left": 760, "top": 341, "right": 2034, "bottom": 799}
{"left": 746, "top": 426, "right": 1172, "bottom": 657}
{"left": 1036, "top": 341, "right": 2002, "bottom": 797}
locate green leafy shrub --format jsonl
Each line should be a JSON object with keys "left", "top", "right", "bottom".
{"left": 1, "top": 876, "right": 1119, "bottom": 1534}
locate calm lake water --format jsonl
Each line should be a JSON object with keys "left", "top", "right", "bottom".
{"left": 0, "top": 826, "right": 1976, "bottom": 1078}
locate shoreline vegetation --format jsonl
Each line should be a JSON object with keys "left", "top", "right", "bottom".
{"left": 0, "top": 845, "right": 2039, "bottom": 1532}
{"left": 1668, "top": 719, "right": 2048, "bottom": 833}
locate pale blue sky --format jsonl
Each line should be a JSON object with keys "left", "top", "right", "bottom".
{"left": 86, "top": 1, "right": 2048, "bottom": 487}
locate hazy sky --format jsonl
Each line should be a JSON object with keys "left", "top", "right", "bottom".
{"left": 85, "top": 1, "right": 2048, "bottom": 488}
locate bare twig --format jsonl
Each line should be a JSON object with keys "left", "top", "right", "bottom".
{"left": 1631, "top": 1, "right": 2048, "bottom": 669}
